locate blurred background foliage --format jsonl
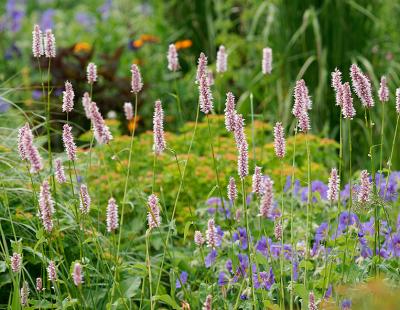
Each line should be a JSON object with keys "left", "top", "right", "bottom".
{"left": 1, "top": 0, "right": 400, "bottom": 172}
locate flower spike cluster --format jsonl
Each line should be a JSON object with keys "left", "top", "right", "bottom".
{"left": 38, "top": 180, "right": 54, "bottom": 232}
{"left": 216, "top": 45, "right": 227, "bottom": 73}
{"left": 82, "top": 92, "right": 92, "bottom": 119}
{"left": 54, "top": 159, "right": 66, "bottom": 184}
{"left": 79, "top": 184, "right": 91, "bottom": 214}
{"left": 62, "top": 124, "right": 77, "bottom": 161}
{"left": 44, "top": 29, "right": 56, "bottom": 58}
{"left": 259, "top": 177, "right": 273, "bottom": 217}
{"left": 252, "top": 166, "right": 263, "bottom": 195}
{"left": 206, "top": 218, "right": 217, "bottom": 248}
{"left": 327, "top": 168, "right": 340, "bottom": 202}
{"left": 153, "top": 100, "right": 166, "bottom": 155}
{"left": 32, "top": 24, "right": 43, "bottom": 58}
{"left": 18, "top": 123, "right": 43, "bottom": 173}
{"left": 293, "top": 79, "right": 311, "bottom": 132}
{"left": 224, "top": 92, "right": 236, "bottom": 132}
{"left": 72, "top": 262, "right": 84, "bottom": 286}
{"left": 90, "top": 102, "right": 113, "bottom": 144}
{"left": 124, "top": 102, "right": 133, "bottom": 120}
{"left": 262, "top": 47, "right": 272, "bottom": 74}
{"left": 350, "top": 64, "right": 374, "bottom": 108}
{"left": 358, "top": 170, "right": 372, "bottom": 204}
{"left": 227, "top": 176, "right": 238, "bottom": 202}
{"left": 106, "top": 197, "right": 119, "bottom": 232}
{"left": 167, "top": 44, "right": 179, "bottom": 72}
{"left": 341, "top": 82, "right": 356, "bottom": 119}
{"left": 331, "top": 68, "right": 343, "bottom": 106}
{"left": 87, "top": 62, "right": 97, "bottom": 84}
{"left": 131, "top": 64, "right": 143, "bottom": 93}
{"left": 147, "top": 194, "right": 161, "bottom": 229}
{"left": 378, "top": 75, "right": 389, "bottom": 103}
{"left": 62, "top": 81, "right": 74, "bottom": 112}
{"left": 273, "top": 122, "right": 286, "bottom": 158}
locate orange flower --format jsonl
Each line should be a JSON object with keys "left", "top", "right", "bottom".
{"left": 132, "top": 39, "right": 144, "bottom": 49}
{"left": 140, "top": 34, "right": 160, "bottom": 43}
{"left": 73, "top": 42, "right": 91, "bottom": 53}
{"left": 128, "top": 116, "right": 141, "bottom": 133}
{"left": 175, "top": 39, "right": 192, "bottom": 50}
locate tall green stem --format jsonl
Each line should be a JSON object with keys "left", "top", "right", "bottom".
{"left": 342, "top": 120, "right": 352, "bottom": 281}
{"left": 242, "top": 179, "right": 256, "bottom": 308}
{"left": 304, "top": 134, "right": 311, "bottom": 288}
{"left": 289, "top": 126, "right": 297, "bottom": 310}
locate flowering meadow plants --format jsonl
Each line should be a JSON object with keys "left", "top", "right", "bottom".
{"left": 1, "top": 19, "right": 400, "bottom": 310}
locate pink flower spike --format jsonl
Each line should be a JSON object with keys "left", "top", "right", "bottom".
{"left": 90, "top": 102, "right": 113, "bottom": 144}
{"left": 86, "top": 62, "right": 97, "bottom": 84}
{"left": 331, "top": 68, "right": 343, "bottom": 106}
{"left": 252, "top": 166, "right": 263, "bottom": 195}
{"left": 259, "top": 176, "right": 273, "bottom": 218}
{"left": 124, "top": 102, "right": 133, "bottom": 120}
{"left": 167, "top": 44, "right": 179, "bottom": 72}
{"left": 206, "top": 218, "right": 217, "bottom": 249}
{"left": 224, "top": 92, "right": 236, "bottom": 132}
{"left": 237, "top": 142, "right": 249, "bottom": 180}
{"left": 32, "top": 24, "right": 43, "bottom": 58}
{"left": 147, "top": 194, "right": 161, "bottom": 229}
{"left": 20, "top": 282, "right": 29, "bottom": 307}
{"left": 396, "top": 88, "right": 400, "bottom": 114}
{"left": 10, "top": 253, "right": 22, "bottom": 273}
{"left": 72, "top": 262, "right": 84, "bottom": 286}
{"left": 341, "top": 82, "right": 356, "bottom": 119}
{"left": 47, "top": 260, "right": 57, "bottom": 282}
{"left": 198, "top": 72, "right": 214, "bottom": 114}
{"left": 378, "top": 76, "right": 389, "bottom": 103}
{"left": 194, "top": 231, "right": 205, "bottom": 246}
{"left": 18, "top": 124, "right": 28, "bottom": 160}
{"left": 233, "top": 113, "right": 246, "bottom": 148}
{"left": 153, "top": 100, "right": 166, "bottom": 155}
{"left": 327, "top": 168, "right": 340, "bottom": 202}
{"left": 106, "top": 197, "right": 119, "bottom": 232}
{"left": 273, "top": 122, "right": 286, "bottom": 158}
{"left": 62, "top": 81, "right": 74, "bottom": 113}
{"left": 79, "top": 184, "right": 91, "bottom": 214}
{"left": 54, "top": 158, "right": 66, "bottom": 184}
{"left": 358, "top": 170, "right": 372, "bottom": 204}
{"left": 350, "top": 64, "right": 374, "bottom": 108}
{"left": 293, "top": 79, "right": 312, "bottom": 119}
{"left": 36, "top": 278, "right": 43, "bottom": 291}
{"left": 274, "top": 220, "right": 282, "bottom": 240}
{"left": 20, "top": 123, "right": 43, "bottom": 173}
{"left": 44, "top": 29, "right": 56, "bottom": 58}
{"left": 308, "top": 291, "right": 317, "bottom": 310}
{"left": 130, "top": 64, "right": 143, "bottom": 93}
{"left": 82, "top": 92, "right": 92, "bottom": 119}
{"left": 227, "top": 176, "right": 238, "bottom": 202}
{"left": 38, "top": 180, "right": 54, "bottom": 232}
{"left": 203, "top": 295, "right": 212, "bottom": 310}
{"left": 196, "top": 52, "right": 208, "bottom": 84}
{"left": 62, "top": 124, "right": 77, "bottom": 161}
{"left": 207, "top": 69, "right": 214, "bottom": 86}
{"left": 216, "top": 45, "right": 227, "bottom": 73}
{"left": 262, "top": 47, "right": 272, "bottom": 74}
{"left": 298, "top": 110, "right": 311, "bottom": 133}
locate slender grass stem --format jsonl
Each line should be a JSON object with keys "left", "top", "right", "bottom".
{"left": 304, "top": 133, "right": 311, "bottom": 288}
{"left": 279, "top": 160, "right": 285, "bottom": 309}
{"left": 342, "top": 120, "right": 352, "bottom": 282}
{"left": 289, "top": 126, "right": 297, "bottom": 310}
{"left": 146, "top": 231, "right": 154, "bottom": 310}
{"left": 242, "top": 179, "right": 256, "bottom": 308}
